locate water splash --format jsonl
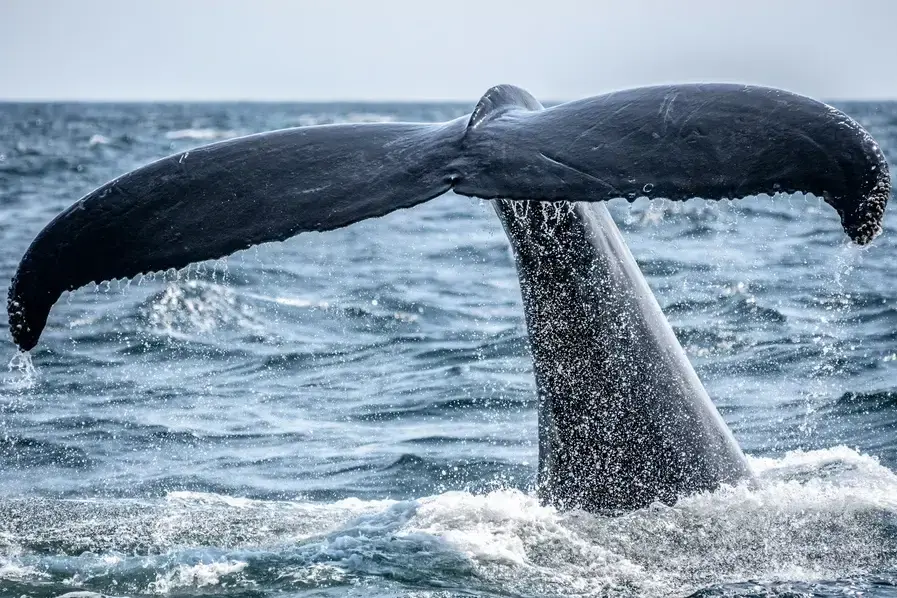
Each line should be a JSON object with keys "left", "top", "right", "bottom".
{"left": 0, "top": 448, "right": 894, "bottom": 597}
{"left": 832, "top": 239, "right": 864, "bottom": 291}
{"left": 5, "top": 351, "right": 36, "bottom": 391}
{"left": 799, "top": 242, "right": 866, "bottom": 438}
{"left": 140, "top": 280, "right": 265, "bottom": 337}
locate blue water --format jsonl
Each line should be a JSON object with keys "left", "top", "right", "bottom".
{"left": 0, "top": 100, "right": 896, "bottom": 597}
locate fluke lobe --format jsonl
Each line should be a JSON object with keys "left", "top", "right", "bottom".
{"left": 8, "top": 83, "right": 891, "bottom": 512}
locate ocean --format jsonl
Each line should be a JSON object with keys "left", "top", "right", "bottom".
{"left": 0, "top": 99, "right": 895, "bottom": 597}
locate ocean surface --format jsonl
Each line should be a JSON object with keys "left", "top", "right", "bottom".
{"left": 0, "top": 99, "right": 895, "bottom": 598}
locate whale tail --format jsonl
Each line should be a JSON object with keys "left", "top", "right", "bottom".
{"left": 8, "top": 120, "right": 466, "bottom": 350}
{"left": 9, "top": 84, "right": 890, "bottom": 350}
{"left": 455, "top": 85, "right": 889, "bottom": 244}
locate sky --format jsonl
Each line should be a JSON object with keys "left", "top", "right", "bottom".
{"left": 2, "top": 0, "right": 896, "bottom": 102}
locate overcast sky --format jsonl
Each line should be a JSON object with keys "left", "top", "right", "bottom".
{"left": 2, "top": 0, "right": 896, "bottom": 102}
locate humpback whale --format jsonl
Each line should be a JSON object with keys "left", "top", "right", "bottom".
{"left": 7, "top": 84, "right": 891, "bottom": 512}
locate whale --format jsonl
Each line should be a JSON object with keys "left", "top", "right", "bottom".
{"left": 7, "top": 84, "right": 890, "bottom": 512}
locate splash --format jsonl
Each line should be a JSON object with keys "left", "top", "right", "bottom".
{"left": 0, "top": 447, "right": 894, "bottom": 597}
{"left": 149, "top": 560, "right": 248, "bottom": 593}
{"left": 140, "top": 280, "right": 265, "bottom": 338}
{"left": 5, "top": 351, "right": 36, "bottom": 391}
{"left": 832, "top": 238, "right": 866, "bottom": 292}
{"left": 800, "top": 241, "right": 867, "bottom": 437}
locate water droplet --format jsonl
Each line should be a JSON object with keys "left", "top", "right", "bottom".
{"left": 6, "top": 351, "right": 37, "bottom": 391}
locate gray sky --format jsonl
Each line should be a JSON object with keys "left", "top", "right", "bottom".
{"left": 2, "top": 0, "right": 896, "bottom": 101}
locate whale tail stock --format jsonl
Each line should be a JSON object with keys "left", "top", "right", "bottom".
{"left": 8, "top": 84, "right": 890, "bottom": 350}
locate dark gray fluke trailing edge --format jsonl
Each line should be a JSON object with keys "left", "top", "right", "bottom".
{"left": 8, "top": 84, "right": 891, "bottom": 512}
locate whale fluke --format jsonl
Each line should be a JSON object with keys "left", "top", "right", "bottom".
{"left": 456, "top": 84, "right": 889, "bottom": 244}
{"left": 7, "top": 121, "right": 466, "bottom": 350}
{"left": 8, "top": 84, "right": 890, "bottom": 351}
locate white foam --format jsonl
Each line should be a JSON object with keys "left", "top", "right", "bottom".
{"left": 5, "top": 350, "right": 36, "bottom": 391}
{"left": 404, "top": 490, "right": 551, "bottom": 565}
{"left": 271, "top": 295, "right": 330, "bottom": 309}
{"left": 88, "top": 134, "right": 111, "bottom": 146}
{"left": 393, "top": 447, "right": 897, "bottom": 596}
{"left": 280, "top": 563, "right": 348, "bottom": 586}
{"left": 164, "top": 128, "right": 239, "bottom": 141}
{"left": 0, "top": 557, "right": 46, "bottom": 581}
{"left": 149, "top": 560, "right": 247, "bottom": 593}
{"left": 165, "top": 490, "right": 395, "bottom": 513}
{"left": 3, "top": 447, "right": 895, "bottom": 596}
{"left": 292, "top": 112, "right": 398, "bottom": 127}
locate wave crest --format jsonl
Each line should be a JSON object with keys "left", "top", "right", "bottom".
{"left": 0, "top": 447, "right": 894, "bottom": 596}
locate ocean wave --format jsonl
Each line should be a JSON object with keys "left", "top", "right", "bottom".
{"left": 163, "top": 128, "right": 240, "bottom": 141}
{"left": 833, "top": 390, "right": 897, "bottom": 414}
{"left": 0, "top": 447, "right": 895, "bottom": 597}
{"left": 348, "top": 394, "right": 534, "bottom": 422}
{"left": 39, "top": 415, "right": 312, "bottom": 450}
{"left": 290, "top": 112, "right": 399, "bottom": 127}
{"left": 666, "top": 294, "right": 788, "bottom": 325}
{"left": 409, "top": 334, "right": 527, "bottom": 367}
{"left": 0, "top": 435, "right": 92, "bottom": 469}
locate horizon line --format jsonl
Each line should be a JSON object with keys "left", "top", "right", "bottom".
{"left": 0, "top": 96, "right": 476, "bottom": 105}
{"left": 2, "top": 94, "right": 897, "bottom": 104}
